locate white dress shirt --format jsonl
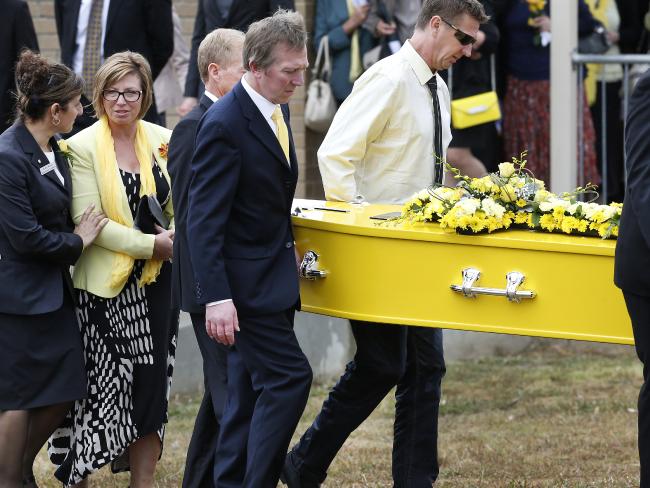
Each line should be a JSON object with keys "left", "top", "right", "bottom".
{"left": 73, "top": 0, "right": 111, "bottom": 76}
{"left": 43, "top": 151, "right": 65, "bottom": 186}
{"left": 318, "top": 40, "right": 452, "bottom": 205}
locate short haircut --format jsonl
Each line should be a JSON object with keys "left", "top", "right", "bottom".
{"left": 243, "top": 9, "right": 307, "bottom": 71}
{"left": 14, "top": 49, "right": 83, "bottom": 121}
{"left": 92, "top": 51, "right": 153, "bottom": 120}
{"left": 416, "top": 0, "right": 489, "bottom": 30}
{"left": 198, "top": 28, "right": 245, "bottom": 84}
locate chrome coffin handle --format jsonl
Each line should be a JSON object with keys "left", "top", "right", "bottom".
{"left": 299, "top": 250, "right": 327, "bottom": 280}
{"left": 450, "top": 267, "right": 536, "bottom": 302}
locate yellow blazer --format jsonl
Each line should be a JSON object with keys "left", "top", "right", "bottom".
{"left": 68, "top": 120, "right": 174, "bottom": 298}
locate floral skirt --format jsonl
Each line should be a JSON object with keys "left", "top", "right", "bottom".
{"left": 503, "top": 75, "right": 600, "bottom": 187}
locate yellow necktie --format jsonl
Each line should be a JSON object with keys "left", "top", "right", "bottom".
{"left": 271, "top": 106, "right": 290, "bottom": 164}
{"left": 346, "top": 0, "right": 363, "bottom": 82}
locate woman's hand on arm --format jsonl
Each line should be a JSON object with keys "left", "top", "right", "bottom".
{"left": 73, "top": 203, "right": 108, "bottom": 249}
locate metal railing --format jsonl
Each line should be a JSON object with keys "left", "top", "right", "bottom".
{"left": 572, "top": 53, "right": 650, "bottom": 200}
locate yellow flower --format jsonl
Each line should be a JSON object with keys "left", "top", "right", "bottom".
{"left": 516, "top": 199, "right": 527, "bottom": 208}
{"left": 540, "top": 214, "right": 557, "bottom": 232}
{"left": 58, "top": 140, "right": 69, "bottom": 152}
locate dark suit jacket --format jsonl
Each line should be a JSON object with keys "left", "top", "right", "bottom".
{"left": 54, "top": 0, "right": 173, "bottom": 128}
{"left": 615, "top": 70, "right": 650, "bottom": 294}
{"left": 0, "top": 0, "right": 38, "bottom": 132}
{"left": 0, "top": 122, "right": 83, "bottom": 315}
{"left": 184, "top": 0, "right": 295, "bottom": 98}
{"left": 168, "top": 94, "right": 213, "bottom": 314}
{"left": 187, "top": 81, "right": 299, "bottom": 315}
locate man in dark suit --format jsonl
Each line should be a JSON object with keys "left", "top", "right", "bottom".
{"left": 615, "top": 69, "right": 650, "bottom": 488}
{"left": 54, "top": 0, "right": 173, "bottom": 132}
{"left": 167, "top": 27, "right": 245, "bottom": 488}
{"left": 0, "top": 0, "right": 38, "bottom": 132}
{"left": 178, "top": 0, "right": 295, "bottom": 117}
{"left": 187, "top": 10, "right": 312, "bottom": 487}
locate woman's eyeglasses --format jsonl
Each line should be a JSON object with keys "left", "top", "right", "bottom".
{"left": 440, "top": 17, "right": 477, "bottom": 46}
{"left": 102, "top": 90, "right": 142, "bottom": 102}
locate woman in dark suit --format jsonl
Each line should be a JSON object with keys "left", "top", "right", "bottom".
{"left": 0, "top": 50, "right": 106, "bottom": 488}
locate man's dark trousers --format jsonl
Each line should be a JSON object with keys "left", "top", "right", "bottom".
{"left": 289, "top": 321, "right": 445, "bottom": 487}
{"left": 215, "top": 309, "right": 312, "bottom": 488}
{"left": 182, "top": 312, "right": 228, "bottom": 488}
{"left": 623, "top": 292, "right": 650, "bottom": 487}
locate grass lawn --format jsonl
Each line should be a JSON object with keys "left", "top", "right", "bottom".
{"left": 35, "top": 341, "right": 643, "bottom": 487}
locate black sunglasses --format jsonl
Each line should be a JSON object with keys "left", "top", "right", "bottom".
{"left": 440, "top": 17, "right": 477, "bottom": 46}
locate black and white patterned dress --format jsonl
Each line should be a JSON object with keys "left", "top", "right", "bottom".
{"left": 49, "top": 163, "right": 179, "bottom": 486}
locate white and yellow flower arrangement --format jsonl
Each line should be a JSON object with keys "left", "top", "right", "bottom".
{"left": 397, "top": 152, "right": 621, "bottom": 239}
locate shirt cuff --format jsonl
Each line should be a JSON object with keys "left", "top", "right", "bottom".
{"left": 206, "top": 299, "right": 233, "bottom": 307}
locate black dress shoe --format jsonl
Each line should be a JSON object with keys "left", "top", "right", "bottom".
{"left": 280, "top": 453, "right": 321, "bottom": 488}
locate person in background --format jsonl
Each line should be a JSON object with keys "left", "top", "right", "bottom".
{"left": 0, "top": 50, "right": 105, "bottom": 488}
{"left": 366, "top": 0, "right": 422, "bottom": 44}
{"left": 48, "top": 52, "right": 177, "bottom": 488}
{"left": 54, "top": 0, "right": 173, "bottom": 132}
{"left": 440, "top": 0, "right": 499, "bottom": 179}
{"left": 585, "top": 0, "right": 624, "bottom": 203}
{"left": 495, "top": 0, "right": 600, "bottom": 187}
{"left": 0, "top": 0, "right": 38, "bottom": 132}
{"left": 614, "top": 68, "right": 650, "bottom": 488}
{"left": 178, "top": 0, "right": 295, "bottom": 117}
{"left": 153, "top": 5, "right": 190, "bottom": 127}
{"left": 282, "top": 1, "right": 487, "bottom": 487}
{"left": 187, "top": 10, "right": 313, "bottom": 487}
{"left": 167, "top": 27, "right": 245, "bottom": 488}
{"left": 313, "top": 0, "right": 373, "bottom": 105}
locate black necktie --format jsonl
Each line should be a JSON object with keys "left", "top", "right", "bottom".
{"left": 427, "top": 75, "right": 443, "bottom": 185}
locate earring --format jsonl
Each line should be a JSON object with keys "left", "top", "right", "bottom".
{"left": 52, "top": 117, "right": 60, "bottom": 126}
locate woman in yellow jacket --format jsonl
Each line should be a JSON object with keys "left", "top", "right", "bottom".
{"left": 49, "top": 52, "right": 178, "bottom": 488}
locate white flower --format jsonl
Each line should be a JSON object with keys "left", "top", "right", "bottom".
{"left": 454, "top": 198, "right": 481, "bottom": 216}
{"left": 539, "top": 197, "right": 571, "bottom": 213}
{"left": 498, "top": 162, "right": 516, "bottom": 178}
{"left": 481, "top": 197, "right": 506, "bottom": 219}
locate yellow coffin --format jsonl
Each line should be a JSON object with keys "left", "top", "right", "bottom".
{"left": 292, "top": 199, "right": 632, "bottom": 345}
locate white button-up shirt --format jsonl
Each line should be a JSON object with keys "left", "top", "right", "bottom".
{"left": 318, "top": 40, "right": 452, "bottom": 205}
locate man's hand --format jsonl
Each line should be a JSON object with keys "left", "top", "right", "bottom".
{"left": 205, "top": 301, "right": 240, "bottom": 346}
{"left": 375, "top": 19, "right": 396, "bottom": 36}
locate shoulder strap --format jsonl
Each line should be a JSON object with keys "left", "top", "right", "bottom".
{"left": 312, "top": 36, "right": 332, "bottom": 82}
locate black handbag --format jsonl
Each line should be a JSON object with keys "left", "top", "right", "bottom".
{"left": 134, "top": 195, "right": 169, "bottom": 234}
{"left": 578, "top": 26, "right": 611, "bottom": 54}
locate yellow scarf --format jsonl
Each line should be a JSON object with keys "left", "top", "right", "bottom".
{"left": 96, "top": 115, "right": 163, "bottom": 289}
{"left": 347, "top": 0, "right": 363, "bottom": 82}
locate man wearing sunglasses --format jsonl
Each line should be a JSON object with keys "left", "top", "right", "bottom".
{"left": 282, "top": 1, "right": 487, "bottom": 487}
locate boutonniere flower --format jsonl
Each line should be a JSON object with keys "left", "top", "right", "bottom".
{"left": 158, "top": 143, "right": 169, "bottom": 160}
{"left": 57, "top": 139, "right": 75, "bottom": 166}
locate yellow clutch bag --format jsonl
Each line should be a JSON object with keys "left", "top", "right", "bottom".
{"left": 450, "top": 91, "right": 501, "bottom": 130}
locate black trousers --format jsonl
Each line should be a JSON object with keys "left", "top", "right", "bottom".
{"left": 181, "top": 312, "right": 228, "bottom": 488}
{"left": 590, "top": 80, "right": 625, "bottom": 203}
{"left": 214, "top": 309, "right": 312, "bottom": 488}
{"left": 289, "top": 321, "right": 446, "bottom": 487}
{"left": 623, "top": 292, "right": 650, "bottom": 487}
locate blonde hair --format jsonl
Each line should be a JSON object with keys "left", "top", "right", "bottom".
{"left": 198, "top": 28, "right": 245, "bottom": 84}
{"left": 92, "top": 51, "right": 153, "bottom": 120}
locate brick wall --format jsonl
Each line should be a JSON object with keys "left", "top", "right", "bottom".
{"left": 26, "top": 0, "right": 324, "bottom": 198}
